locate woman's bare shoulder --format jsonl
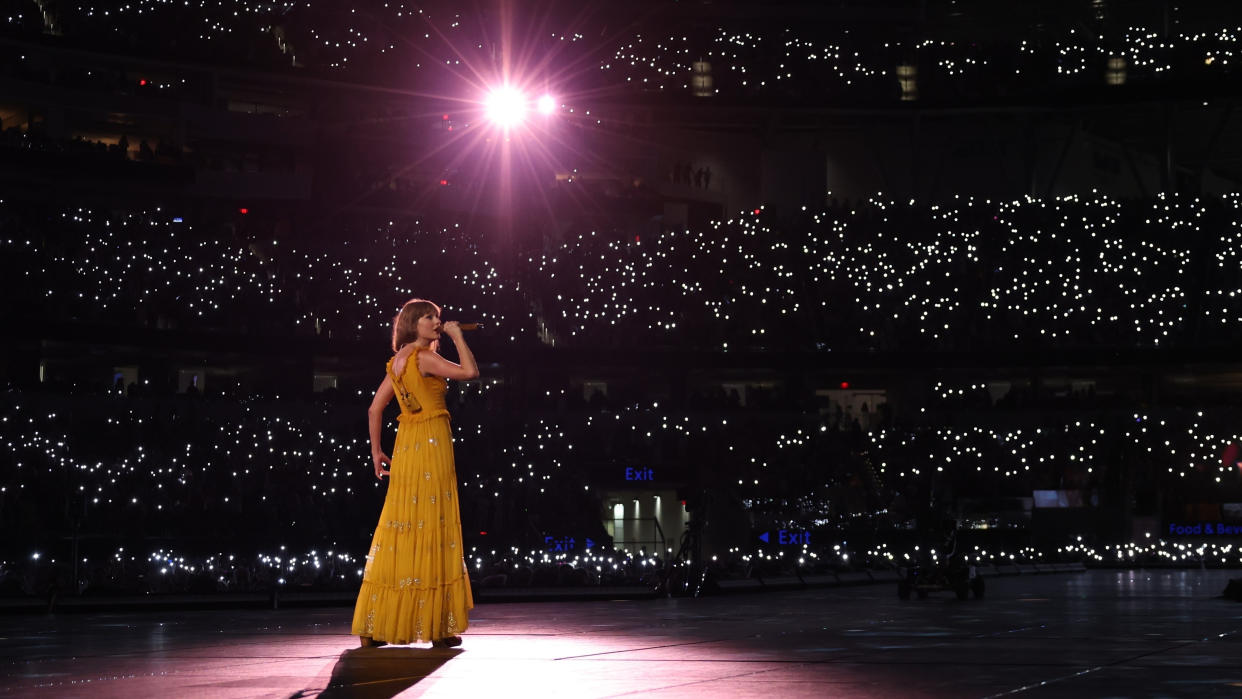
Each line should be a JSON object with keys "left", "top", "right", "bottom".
{"left": 413, "top": 347, "right": 444, "bottom": 376}
{"left": 391, "top": 345, "right": 418, "bottom": 375}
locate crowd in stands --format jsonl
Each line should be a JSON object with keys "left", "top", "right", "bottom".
{"left": 1, "top": 126, "right": 186, "bottom": 162}
{"left": 4, "top": 194, "right": 1239, "bottom": 353}
{"left": 3, "top": 1, "right": 1242, "bottom": 104}
{"left": 530, "top": 194, "right": 1242, "bottom": 351}
{"left": 602, "top": 23, "right": 1242, "bottom": 103}
{"left": 1, "top": 194, "right": 1239, "bottom": 588}
{"left": 0, "top": 43, "right": 210, "bottom": 101}
{"left": 0, "top": 122, "right": 301, "bottom": 176}
{"left": 3, "top": 363, "right": 1240, "bottom": 597}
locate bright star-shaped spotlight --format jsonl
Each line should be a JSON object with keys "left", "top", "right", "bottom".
{"left": 485, "top": 86, "right": 527, "bottom": 128}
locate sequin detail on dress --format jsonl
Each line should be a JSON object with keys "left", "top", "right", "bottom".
{"left": 350, "top": 348, "right": 473, "bottom": 645}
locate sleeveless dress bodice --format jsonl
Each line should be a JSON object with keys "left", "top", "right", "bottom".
{"left": 387, "top": 347, "right": 450, "bottom": 423}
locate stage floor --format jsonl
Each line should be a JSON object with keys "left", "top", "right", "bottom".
{"left": 3, "top": 570, "right": 1241, "bottom": 698}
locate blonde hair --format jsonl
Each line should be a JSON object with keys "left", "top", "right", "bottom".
{"left": 391, "top": 298, "right": 441, "bottom": 352}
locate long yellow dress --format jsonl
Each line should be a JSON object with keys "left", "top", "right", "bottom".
{"left": 351, "top": 346, "right": 474, "bottom": 644}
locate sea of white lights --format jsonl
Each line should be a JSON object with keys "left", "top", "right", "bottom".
{"left": 3, "top": 190, "right": 1242, "bottom": 594}
{"left": 0, "top": 205, "right": 528, "bottom": 343}
{"left": 4, "top": 374, "right": 1242, "bottom": 594}
{"left": 9, "top": 5, "right": 1242, "bottom": 97}
{"left": 602, "top": 24, "right": 1242, "bottom": 97}
{"left": 870, "top": 411, "right": 1242, "bottom": 482}
{"left": 528, "top": 193, "right": 1242, "bottom": 349}
{"left": 11, "top": 536, "right": 1242, "bottom": 597}
{"left": 23, "top": 0, "right": 519, "bottom": 76}
{"left": 3, "top": 193, "right": 1242, "bottom": 351}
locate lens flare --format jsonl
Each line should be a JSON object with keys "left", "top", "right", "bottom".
{"left": 485, "top": 86, "right": 527, "bottom": 128}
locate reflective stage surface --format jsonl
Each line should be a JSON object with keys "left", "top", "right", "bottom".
{"left": 2, "top": 570, "right": 1241, "bottom": 698}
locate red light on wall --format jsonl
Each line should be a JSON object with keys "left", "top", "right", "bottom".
{"left": 479, "top": 531, "right": 487, "bottom": 535}
{"left": 139, "top": 79, "right": 147, "bottom": 86}
{"left": 439, "top": 179, "right": 449, "bottom": 186}
{"left": 634, "top": 234, "right": 640, "bottom": 243}
{"left": 752, "top": 208, "right": 761, "bottom": 215}
{"left": 839, "top": 381, "right": 850, "bottom": 389}
{"left": 239, "top": 208, "right": 249, "bottom": 215}
{"left": 442, "top": 114, "right": 449, "bottom": 120}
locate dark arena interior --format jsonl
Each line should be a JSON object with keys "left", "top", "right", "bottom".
{"left": 3, "top": 0, "right": 1242, "bottom": 696}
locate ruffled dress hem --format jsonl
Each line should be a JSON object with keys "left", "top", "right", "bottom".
{"left": 351, "top": 577, "right": 473, "bottom": 644}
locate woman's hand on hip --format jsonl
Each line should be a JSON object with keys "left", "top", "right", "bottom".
{"left": 372, "top": 451, "right": 391, "bottom": 480}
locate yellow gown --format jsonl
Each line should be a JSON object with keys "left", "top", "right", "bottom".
{"left": 351, "top": 346, "right": 473, "bottom": 643}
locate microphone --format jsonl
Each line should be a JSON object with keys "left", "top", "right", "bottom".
{"left": 458, "top": 323, "right": 482, "bottom": 331}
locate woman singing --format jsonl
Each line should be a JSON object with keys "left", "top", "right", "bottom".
{"left": 352, "top": 299, "right": 477, "bottom": 648}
